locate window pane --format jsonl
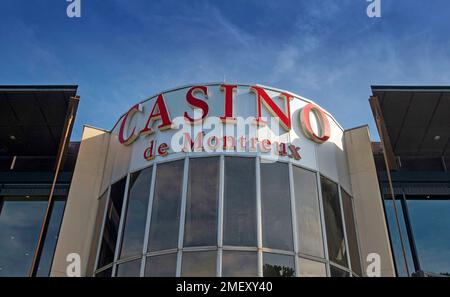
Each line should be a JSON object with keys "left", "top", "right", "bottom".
{"left": 181, "top": 251, "right": 217, "bottom": 277}
{"left": 95, "top": 267, "right": 112, "bottom": 277}
{"left": 36, "top": 200, "right": 66, "bottom": 277}
{"left": 384, "top": 198, "right": 414, "bottom": 277}
{"left": 87, "top": 191, "right": 109, "bottom": 275}
{"left": 330, "top": 265, "right": 350, "bottom": 277}
{"left": 321, "top": 176, "right": 348, "bottom": 267}
{"left": 116, "top": 259, "right": 141, "bottom": 277}
{"left": 144, "top": 253, "right": 177, "bottom": 277}
{"left": 406, "top": 199, "right": 450, "bottom": 275}
{"left": 260, "top": 162, "right": 293, "bottom": 251}
{"left": 223, "top": 157, "right": 257, "bottom": 247}
{"left": 119, "top": 166, "right": 152, "bottom": 259}
{"left": 293, "top": 166, "right": 324, "bottom": 258}
{"left": 98, "top": 177, "right": 126, "bottom": 268}
{"left": 222, "top": 251, "right": 258, "bottom": 277}
{"left": 341, "top": 190, "right": 362, "bottom": 276}
{"left": 148, "top": 160, "right": 184, "bottom": 252}
{"left": 184, "top": 158, "right": 219, "bottom": 247}
{"left": 263, "top": 253, "right": 295, "bottom": 277}
{"left": 0, "top": 197, "right": 47, "bottom": 276}
{"left": 298, "top": 257, "right": 327, "bottom": 277}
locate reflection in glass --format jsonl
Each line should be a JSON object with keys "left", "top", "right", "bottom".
{"left": 145, "top": 253, "right": 177, "bottom": 277}
{"left": 223, "top": 157, "right": 257, "bottom": 247}
{"left": 116, "top": 259, "right": 141, "bottom": 277}
{"left": 321, "top": 176, "right": 348, "bottom": 267}
{"left": 341, "top": 190, "right": 362, "bottom": 276}
{"left": 330, "top": 265, "right": 350, "bottom": 277}
{"left": 0, "top": 197, "right": 47, "bottom": 276}
{"left": 298, "top": 257, "right": 327, "bottom": 277}
{"left": 36, "top": 200, "right": 66, "bottom": 276}
{"left": 384, "top": 199, "right": 414, "bottom": 277}
{"left": 222, "top": 251, "right": 258, "bottom": 277}
{"left": 293, "top": 166, "right": 324, "bottom": 258}
{"left": 260, "top": 162, "right": 293, "bottom": 251}
{"left": 263, "top": 253, "right": 295, "bottom": 277}
{"left": 406, "top": 199, "right": 450, "bottom": 276}
{"left": 184, "top": 158, "right": 219, "bottom": 247}
{"left": 148, "top": 160, "right": 184, "bottom": 252}
{"left": 119, "top": 166, "right": 152, "bottom": 259}
{"left": 181, "top": 251, "right": 217, "bottom": 277}
{"left": 97, "top": 177, "right": 126, "bottom": 268}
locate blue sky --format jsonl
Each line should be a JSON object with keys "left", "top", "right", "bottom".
{"left": 1, "top": 0, "right": 450, "bottom": 140}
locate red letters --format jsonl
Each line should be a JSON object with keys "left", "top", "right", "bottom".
{"left": 118, "top": 103, "right": 143, "bottom": 145}
{"left": 184, "top": 86, "right": 209, "bottom": 124}
{"left": 220, "top": 84, "right": 237, "bottom": 123}
{"left": 140, "top": 94, "right": 173, "bottom": 135}
{"left": 250, "top": 86, "right": 293, "bottom": 131}
{"left": 300, "top": 103, "right": 331, "bottom": 143}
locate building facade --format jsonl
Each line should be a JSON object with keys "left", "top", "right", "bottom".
{"left": 48, "top": 83, "right": 394, "bottom": 277}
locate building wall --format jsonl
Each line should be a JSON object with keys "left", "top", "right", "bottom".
{"left": 51, "top": 126, "right": 110, "bottom": 277}
{"left": 344, "top": 126, "right": 395, "bottom": 277}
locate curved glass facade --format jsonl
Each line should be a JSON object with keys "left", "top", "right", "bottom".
{"left": 93, "top": 155, "right": 362, "bottom": 277}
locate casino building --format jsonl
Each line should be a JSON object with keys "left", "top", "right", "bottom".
{"left": 0, "top": 83, "right": 448, "bottom": 277}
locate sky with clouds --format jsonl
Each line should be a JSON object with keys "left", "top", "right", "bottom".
{"left": 1, "top": 0, "right": 449, "bottom": 140}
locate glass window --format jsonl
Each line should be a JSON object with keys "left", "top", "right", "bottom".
{"left": 87, "top": 191, "right": 108, "bottom": 275}
{"left": 406, "top": 199, "right": 450, "bottom": 276}
{"left": 384, "top": 198, "right": 414, "bottom": 277}
{"left": 119, "top": 166, "right": 152, "bottom": 259}
{"left": 144, "top": 253, "right": 177, "bottom": 277}
{"left": 97, "top": 177, "right": 126, "bottom": 268}
{"left": 222, "top": 251, "right": 258, "bottom": 277}
{"left": 148, "top": 160, "right": 184, "bottom": 252}
{"left": 263, "top": 253, "right": 295, "bottom": 277}
{"left": 181, "top": 251, "right": 217, "bottom": 277}
{"left": 0, "top": 196, "right": 64, "bottom": 276}
{"left": 95, "top": 267, "right": 112, "bottom": 277}
{"left": 298, "top": 257, "right": 327, "bottom": 277}
{"left": 293, "top": 166, "right": 324, "bottom": 258}
{"left": 184, "top": 158, "right": 219, "bottom": 247}
{"left": 330, "top": 265, "right": 350, "bottom": 277}
{"left": 36, "top": 199, "right": 66, "bottom": 277}
{"left": 341, "top": 190, "right": 362, "bottom": 276}
{"left": 223, "top": 157, "right": 257, "bottom": 247}
{"left": 260, "top": 162, "right": 293, "bottom": 251}
{"left": 116, "top": 259, "right": 141, "bottom": 277}
{"left": 320, "top": 176, "right": 348, "bottom": 267}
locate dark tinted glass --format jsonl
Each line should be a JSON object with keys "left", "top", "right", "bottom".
{"left": 95, "top": 267, "right": 112, "bottom": 277}
{"left": 293, "top": 166, "right": 324, "bottom": 258}
{"left": 222, "top": 251, "right": 258, "bottom": 277}
{"left": 145, "top": 253, "right": 177, "bottom": 277}
{"left": 384, "top": 199, "right": 414, "bottom": 277}
{"left": 0, "top": 197, "right": 49, "bottom": 276}
{"left": 116, "top": 259, "right": 141, "bottom": 277}
{"left": 341, "top": 190, "right": 362, "bottom": 276}
{"left": 181, "top": 251, "right": 217, "bottom": 277}
{"left": 407, "top": 199, "right": 450, "bottom": 275}
{"left": 148, "top": 160, "right": 184, "bottom": 251}
{"left": 330, "top": 265, "right": 350, "bottom": 277}
{"left": 119, "top": 166, "right": 152, "bottom": 259}
{"left": 321, "top": 176, "right": 348, "bottom": 267}
{"left": 87, "top": 191, "right": 108, "bottom": 275}
{"left": 184, "top": 158, "right": 219, "bottom": 247}
{"left": 260, "top": 162, "right": 293, "bottom": 251}
{"left": 97, "top": 177, "right": 126, "bottom": 268}
{"left": 263, "top": 253, "right": 295, "bottom": 277}
{"left": 223, "top": 157, "right": 257, "bottom": 247}
{"left": 36, "top": 200, "right": 66, "bottom": 276}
